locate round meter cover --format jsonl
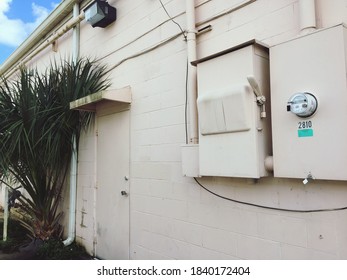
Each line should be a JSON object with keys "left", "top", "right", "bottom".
{"left": 287, "top": 92, "right": 317, "bottom": 117}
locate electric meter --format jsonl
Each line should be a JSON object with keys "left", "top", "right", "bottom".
{"left": 287, "top": 92, "right": 317, "bottom": 117}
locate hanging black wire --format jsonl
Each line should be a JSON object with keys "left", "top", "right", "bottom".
{"left": 158, "top": 0, "right": 347, "bottom": 214}
{"left": 158, "top": 0, "right": 187, "bottom": 40}
{"left": 194, "top": 178, "right": 347, "bottom": 213}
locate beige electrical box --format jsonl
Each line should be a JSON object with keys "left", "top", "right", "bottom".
{"left": 270, "top": 24, "right": 347, "bottom": 181}
{"left": 193, "top": 40, "right": 272, "bottom": 178}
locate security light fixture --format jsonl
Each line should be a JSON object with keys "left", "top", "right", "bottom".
{"left": 84, "top": 0, "right": 117, "bottom": 28}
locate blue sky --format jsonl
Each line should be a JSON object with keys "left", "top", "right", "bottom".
{"left": 0, "top": 0, "right": 60, "bottom": 65}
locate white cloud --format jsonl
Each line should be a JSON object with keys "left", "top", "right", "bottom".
{"left": 0, "top": 0, "right": 52, "bottom": 48}
{"left": 0, "top": 0, "right": 12, "bottom": 22}
{"left": 0, "top": 0, "right": 11, "bottom": 14}
{"left": 25, "top": 3, "right": 51, "bottom": 32}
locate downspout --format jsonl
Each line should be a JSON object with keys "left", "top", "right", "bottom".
{"left": 2, "top": 186, "right": 9, "bottom": 242}
{"left": 63, "top": 3, "right": 80, "bottom": 246}
{"left": 186, "top": 0, "right": 199, "bottom": 144}
{"left": 72, "top": 2, "right": 81, "bottom": 64}
{"left": 299, "top": 0, "right": 317, "bottom": 34}
{"left": 63, "top": 135, "right": 77, "bottom": 246}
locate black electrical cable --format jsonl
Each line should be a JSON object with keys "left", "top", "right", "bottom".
{"left": 194, "top": 177, "right": 347, "bottom": 213}
{"left": 158, "top": 0, "right": 347, "bottom": 215}
{"left": 158, "top": 0, "right": 187, "bottom": 40}
{"left": 158, "top": 0, "right": 189, "bottom": 143}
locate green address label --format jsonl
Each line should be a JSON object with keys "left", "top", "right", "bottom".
{"left": 298, "top": 129, "right": 313, "bottom": 137}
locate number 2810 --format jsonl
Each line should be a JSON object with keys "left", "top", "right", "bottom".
{"left": 298, "top": 121, "right": 312, "bottom": 129}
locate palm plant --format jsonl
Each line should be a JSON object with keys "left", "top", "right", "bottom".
{"left": 0, "top": 59, "right": 109, "bottom": 240}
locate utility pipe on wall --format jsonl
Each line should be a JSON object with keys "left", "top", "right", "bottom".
{"left": 63, "top": 2, "right": 81, "bottom": 247}
{"left": 72, "top": 3, "right": 81, "bottom": 64}
{"left": 63, "top": 135, "right": 78, "bottom": 246}
{"left": 186, "top": 0, "right": 199, "bottom": 144}
{"left": 2, "top": 186, "right": 9, "bottom": 242}
{"left": 299, "top": 0, "right": 317, "bottom": 34}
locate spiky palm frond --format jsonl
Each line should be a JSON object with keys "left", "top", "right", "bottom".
{"left": 0, "top": 58, "right": 110, "bottom": 240}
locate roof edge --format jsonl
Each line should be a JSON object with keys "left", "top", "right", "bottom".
{"left": 0, "top": 0, "right": 89, "bottom": 75}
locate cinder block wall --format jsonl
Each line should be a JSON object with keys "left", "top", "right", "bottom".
{"left": 74, "top": 0, "right": 347, "bottom": 259}
{"left": 3, "top": 0, "right": 347, "bottom": 259}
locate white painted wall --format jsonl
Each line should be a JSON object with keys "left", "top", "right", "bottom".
{"left": 2, "top": 0, "right": 347, "bottom": 259}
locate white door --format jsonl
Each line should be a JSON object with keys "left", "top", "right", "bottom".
{"left": 95, "top": 108, "right": 130, "bottom": 259}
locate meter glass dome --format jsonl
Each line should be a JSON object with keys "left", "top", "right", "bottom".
{"left": 287, "top": 92, "right": 318, "bottom": 117}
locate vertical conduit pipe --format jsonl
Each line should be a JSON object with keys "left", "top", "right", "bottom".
{"left": 63, "top": 3, "right": 80, "bottom": 246}
{"left": 2, "top": 186, "right": 9, "bottom": 241}
{"left": 299, "top": 0, "right": 317, "bottom": 34}
{"left": 72, "top": 3, "right": 81, "bottom": 64}
{"left": 63, "top": 135, "right": 77, "bottom": 246}
{"left": 186, "top": 0, "right": 199, "bottom": 144}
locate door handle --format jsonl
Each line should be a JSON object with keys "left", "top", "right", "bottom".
{"left": 121, "top": 190, "right": 128, "bottom": 196}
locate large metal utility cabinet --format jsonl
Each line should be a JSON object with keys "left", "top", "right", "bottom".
{"left": 193, "top": 40, "right": 272, "bottom": 178}
{"left": 270, "top": 24, "right": 347, "bottom": 181}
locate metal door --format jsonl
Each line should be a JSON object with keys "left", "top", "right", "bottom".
{"left": 95, "top": 108, "right": 130, "bottom": 259}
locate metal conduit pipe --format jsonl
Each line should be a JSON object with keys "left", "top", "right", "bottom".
{"left": 186, "top": 0, "right": 199, "bottom": 144}
{"left": 299, "top": 0, "right": 317, "bottom": 34}
{"left": 2, "top": 186, "right": 9, "bottom": 242}
{"left": 63, "top": 135, "right": 78, "bottom": 246}
{"left": 72, "top": 3, "right": 81, "bottom": 65}
{"left": 63, "top": 2, "right": 81, "bottom": 247}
